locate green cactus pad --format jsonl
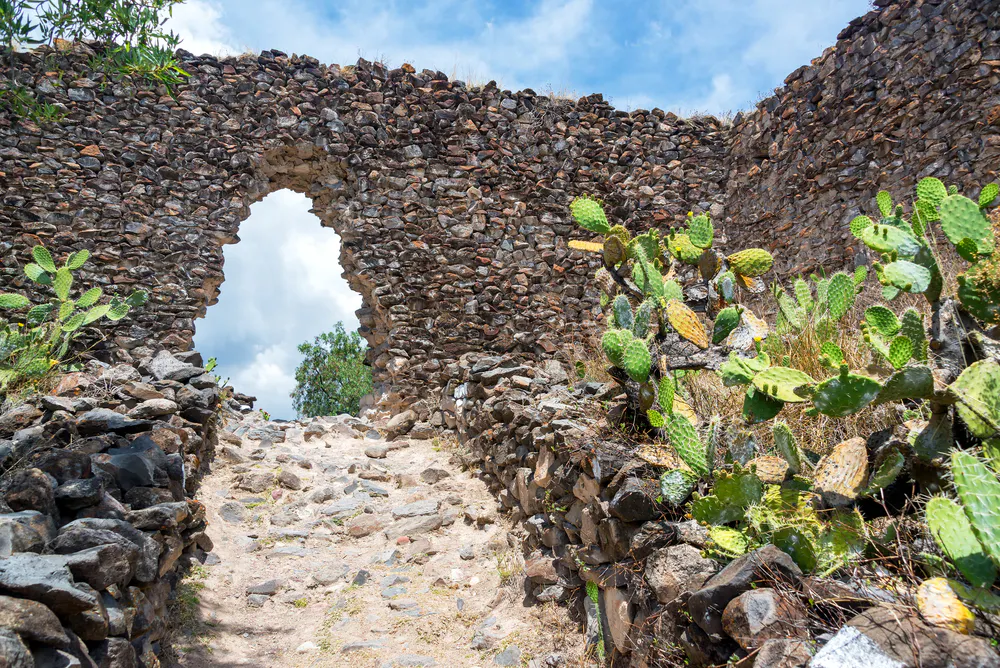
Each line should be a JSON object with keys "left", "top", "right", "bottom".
{"left": 820, "top": 341, "right": 846, "bottom": 368}
{"left": 716, "top": 271, "right": 736, "bottom": 303}
{"left": 646, "top": 409, "right": 665, "bottom": 429}
{"left": 876, "top": 191, "right": 893, "bottom": 217}
{"left": 622, "top": 339, "right": 652, "bottom": 383}
{"left": 752, "top": 367, "right": 815, "bottom": 403}
{"left": 849, "top": 215, "right": 873, "bottom": 239}
{"left": 662, "top": 279, "right": 683, "bottom": 303}
{"left": 0, "top": 294, "right": 30, "bottom": 309}
{"left": 927, "top": 496, "right": 997, "bottom": 588}
{"left": 860, "top": 224, "right": 922, "bottom": 257}
{"left": 887, "top": 335, "right": 914, "bottom": 370}
{"left": 793, "top": 277, "right": 814, "bottom": 312}
{"left": 601, "top": 329, "right": 631, "bottom": 366}
{"left": 570, "top": 196, "right": 611, "bottom": 234}
{"left": 727, "top": 248, "right": 774, "bottom": 278}
{"left": 772, "top": 422, "right": 803, "bottom": 474}
{"left": 826, "top": 273, "right": 855, "bottom": 320}
{"left": 633, "top": 299, "right": 654, "bottom": 338}
{"left": 917, "top": 177, "right": 948, "bottom": 206}
{"left": 777, "top": 291, "right": 806, "bottom": 331}
{"left": 952, "top": 360, "right": 1000, "bottom": 439}
{"left": 742, "top": 386, "right": 784, "bottom": 423}
{"left": 772, "top": 526, "right": 818, "bottom": 573}
{"left": 875, "top": 366, "right": 934, "bottom": 405}
{"left": 864, "top": 305, "right": 900, "bottom": 337}
{"left": 638, "top": 382, "right": 657, "bottom": 412}
{"left": 658, "top": 375, "right": 675, "bottom": 414}
{"left": 629, "top": 231, "right": 661, "bottom": 264}
{"left": 899, "top": 308, "right": 928, "bottom": 360}
{"left": 865, "top": 450, "right": 905, "bottom": 496}
{"left": 690, "top": 464, "right": 764, "bottom": 525}
{"left": 955, "top": 238, "right": 982, "bottom": 263}
{"left": 812, "top": 368, "right": 881, "bottom": 417}
{"left": 958, "top": 275, "right": 1000, "bottom": 325}
{"left": 688, "top": 214, "right": 714, "bottom": 249}
{"left": 980, "top": 183, "right": 999, "bottom": 207}
{"left": 713, "top": 306, "right": 741, "bottom": 344}
{"left": 613, "top": 294, "right": 633, "bottom": 331}
{"left": 705, "top": 416, "right": 720, "bottom": 473}
{"left": 882, "top": 260, "right": 933, "bottom": 294}
{"left": 708, "top": 526, "right": 750, "bottom": 558}
{"left": 853, "top": 265, "right": 868, "bottom": 286}
{"left": 720, "top": 354, "right": 755, "bottom": 387}
{"left": 940, "top": 194, "right": 992, "bottom": 251}
{"left": 952, "top": 451, "right": 1000, "bottom": 569}
{"left": 606, "top": 224, "right": 631, "bottom": 246}
{"left": 668, "top": 233, "right": 703, "bottom": 265}
{"left": 667, "top": 414, "right": 710, "bottom": 477}
{"left": 659, "top": 469, "right": 699, "bottom": 506}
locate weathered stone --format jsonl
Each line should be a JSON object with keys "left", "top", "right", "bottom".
{"left": 753, "top": 639, "right": 813, "bottom": 668}
{"left": 385, "top": 410, "right": 417, "bottom": 437}
{"left": 0, "top": 629, "right": 32, "bottom": 668}
{"left": 126, "top": 399, "right": 179, "bottom": 419}
{"left": 645, "top": 544, "right": 718, "bottom": 604}
{"left": 0, "top": 510, "right": 56, "bottom": 555}
{"left": 391, "top": 500, "right": 439, "bottom": 519}
{"left": 721, "top": 587, "right": 809, "bottom": 650}
{"left": 0, "top": 553, "right": 99, "bottom": 616}
{"left": 0, "top": 594, "right": 69, "bottom": 648}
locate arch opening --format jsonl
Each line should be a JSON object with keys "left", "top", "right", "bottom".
{"left": 193, "top": 188, "right": 364, "bottom": 419}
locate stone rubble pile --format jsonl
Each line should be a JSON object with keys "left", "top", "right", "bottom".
{"left": 450, "top": 354, "right": 1000, "bottom": 668}
{"left": 0, "top": 350, "right": 228, "bottom": 667}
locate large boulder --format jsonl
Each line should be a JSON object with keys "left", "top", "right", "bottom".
{"left": 645, "top": 544, "right": 719, "bottom": 604}
{"left": 384, "top": 410, "right": 417, "bottom": 438}
{"left": 0, "top": 510, "right": 57, "bottom": 555}
{"left": 51, "top": 518, "right": 160, "bottom": 583}
{"left": 0, "top": 553, "right": 100, "bottom": 616}
{"left": 145, "top": 350, "right": 203, "bottom": 382}
{"left": 721, "top": 587, "right": 809, "bottom": 650}
{"left": 3, "top": 467, "right": 58, "bottom": 517}
{"left": 0, "top": 594, "right": 70, "bottom": 648}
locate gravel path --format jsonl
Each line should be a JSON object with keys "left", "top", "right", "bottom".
{"left": 170, "top": 416, "right": 586, "bottom": 667}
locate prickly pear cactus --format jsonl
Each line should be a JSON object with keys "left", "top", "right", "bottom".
{"left": 707, "top": 525, "right": 750, "bottom": 558}
{"left": 864, "top": 305, "right": 900, "bottom": 337}
{"left": 865, "top": 449, "right": 904, "bottom": 496}
{"left": 570, "top": 195, "right": 611, "bottom": 234}
{"left": 601, "top": 329, "right": 631, "bottom": 366}
{"left": 622, "top": 339, "right": 652, "bottom": 383}
{"left": 666, "top": 299, "right": 708, "bottom": 349}
{"left": 926, "top": 496, "right": 997, "bottom": 589}
{"left": 633, "top": 299, "right": 654, "bottom": 338}
{"left": 951, "top": 360, "right": 1000, "bottom": 440}
{"left": 939, "top": 194, "right": 992, "bottom": 251}
{"left": 825, "top": 272, "right": 856, "bottom": 320}
{"left": 875, "top": 366, "right": 934, "bottom": 405}
{"left": 812, "top": 366, "right": 881, "bottom": 417}
{"left": 667, "top": 233, "right": 702, "bottom": 265}
{"left": 659, "top": 468, "right": 699, "bottom": 505}
{"left": 713, "top": 306, "right": 741, "bottom": 344}
{"left": 749, "top": 455, "right": 789, "bottom": 484}
{"left": 752, "top": 367, "right": 814, "bottom": 403}
{"left": 772, "top": 421, "right": 804, "bottom": 474}
{"left": 917, "top": 578, "right": 976, "bottom": 635}
{"left": 951, "top": 451, "right": 1000, "bottom": 569}
{"left": 612, "top": 294, "right": 633, "bottom": 331}
{"left": 688, "top": 214, "right": 714, "bottom": 249}
{"left": 727, "top": 248, "right": 774, "bottom": 278}
{"left": 690, "top": 463, "right": 764, "bottom": 525}
{"left": 812, "top": 437, "right": 869, "bottom": 507}
{"left": 666, "top": 414, "right": 710, "bottom": 477}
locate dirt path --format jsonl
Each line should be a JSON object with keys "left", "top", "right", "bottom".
{"left": 169, "top": 414, "right": 587, "bottom": 668}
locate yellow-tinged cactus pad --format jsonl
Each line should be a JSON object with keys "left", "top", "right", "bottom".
{"left": 666, "top": 299, "right": 708, "bottom": 349}
{"left": 568, "top": 239, "right": 604, "bottom": 253}
{"left": 749, "top": 456, "right": 790, "bottom": 484}
{"left": 917, "top": 578, "right": 975, "bottom": 635}
{"left": 813, "top": 437, "right": 869, "bottom": 507}
{"left": 727, "top": 248, "right": 774, "bottom": 277}
{"left": 668, "top": 233, "right": 702, "bottom": 265}
{"left": 751, "top": 367, "right": 814, "bottom": 403}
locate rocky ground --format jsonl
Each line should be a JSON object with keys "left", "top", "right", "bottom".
{"left": 171, "top": 413, "right": 587, "bottom": 668}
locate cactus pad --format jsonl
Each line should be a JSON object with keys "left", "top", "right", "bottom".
{"left": 793, "top": 277, "right": 814, "bottom": 312}
{"left": 633, "top": 299, "right": 654, "bottom": 338}
{"left": 875, "top": 366, "right": 935, "bottom": 405}
{"left": 690, "top": 464, "right": 764, "bottom": 525}
{"left": 926, "top": 496, "right": 996, "bottom": 588}
{"left": 688, "top": 214, "right": 714, "bottom": 249}
{"left": 813, "top": 437, "right": 869, "bottom": 507}
{"left": 570, "top": 196, "right": 611, "bottom": 234}
{"left": 865, "top": 449, "right": 904, "bottom": 495}
{"left": 666, "top": 299, "right": 708, "bottom": 349}
{"left": 736, "top": 273, "right": 767, "bottom": 294}
{"left": 882, "top": 260, "right": 933, "bottom": 294}
{"left": 917, "top": 177, "right": 948, "bottom": 205}
{"left": 612, "top": 294, "right": 633, "bottom": 331}
{"left": 772, "top": 527, "right": 819, "bottom": 573}
{"left": 952, "top": 360, "right": 1000, "bottom": 439}
{"left": 850, "top": 215, "right": 873, "bottom": 239}
{"left": 812, "top": 368, "right": 881, "bottom": 417}
{"left": 864, "top": 305, "right": 900, "bottom": 337}
{"left": 952, "top": 451, "right": 1000, "bottom": 569}
{"left": 668, "top": 233, "right": 703, "bottom": 265}
{"left": 825, "top": 272, "right": 855, "bottom": 320}
{"left": 568, "top": 240, "right": 604, "bottom": 253}
{"left": 752, "top": 367, "right": 814, "bottom": 403}
{"left": 667, "top": 414, "right": 710, "bottom": 477}
{"left": 772, "top": 422, "right": 804, "bottom": 474}
{"left": 940, "top": 194, "right": 992, "bottom": 251}
{"left": 860, "top": 224, "right": 922, "bottom": 256}
{"left": 958, "top": 274, "right": 1000, "bottom": 325}
{"left": 707, "top": 526, "right": 750, "bottom": 558}
{"left": 601, "top": 329, "right": 631, "bottom": 366}
{"left": 595, "top": 268, "right": 617, "bottom": 298}
{"left": 819, "top": 341, "right": 846, "bottom": 368}
{"left": 662, "top": 279, "right": 684, "bottom": 303}
{"left": 659, "top": 469, "right": 699, "bottom": 505}
{"left": 750, "top": 456, "right": 790, "bottom": 483}
{"left": 651, "top": 379, "right": 673, "bottom": 418}
{"left": 742, "top": 386, "right": 784, "bottom": 423}
{"left": 777, "top": 291, "right": 806, "bottom": 331}
{"left": 916, "top": 578, "right": 976, "bottom": 635}
{"left": 622, "top": 339, "right": 651, "bottom": 383}
{"left": 604, "top": 235, "right": 627, "bottom": 266}
{"left": 712, "top": 306, "right": 741, "bottom": 344}
{"left": 899, "top": 308, "right": 928, "bottom": 360}
{"left": 727, "top": 248, "right": 774, "bottom": 278}
{"left": 876, "top": 190, "right": 893, "bottom": 217}
{"left": 646, "top": 409, "right": 665, "bottom": 429}
{"left": 888, "top": 335, "right": 914, "bottom": 369}
{"left": 638, "top": 382, "right": 657, "bottom": 412}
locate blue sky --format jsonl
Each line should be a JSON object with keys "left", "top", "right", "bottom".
{"left": 178, "top": 0, "right": 872, "bottom": 418}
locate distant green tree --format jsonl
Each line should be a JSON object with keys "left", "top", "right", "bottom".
{"left": 290, "top": 322, "right": 372, "bottom": 417}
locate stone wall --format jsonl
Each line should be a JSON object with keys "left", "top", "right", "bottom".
{"left": 0, "top": 48, "right": 728, "bottom": 414}
{"left": 725, "top": 0, "right": 1000, "bottom": 276}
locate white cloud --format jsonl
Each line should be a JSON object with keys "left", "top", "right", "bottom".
{"left": 165, "top": 0, "right": 240, "bottom": 56}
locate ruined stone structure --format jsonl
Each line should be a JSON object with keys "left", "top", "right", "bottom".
{"left": 1, "top": 0, "right": 998, "bottom": 412}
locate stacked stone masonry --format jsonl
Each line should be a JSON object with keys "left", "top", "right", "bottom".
{"left": 1, "top": 0, "right": 998, "bottom": 409}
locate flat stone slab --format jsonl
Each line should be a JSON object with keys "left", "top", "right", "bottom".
{"left": 391, "top": 500, "right": 440, "bottom": 520}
